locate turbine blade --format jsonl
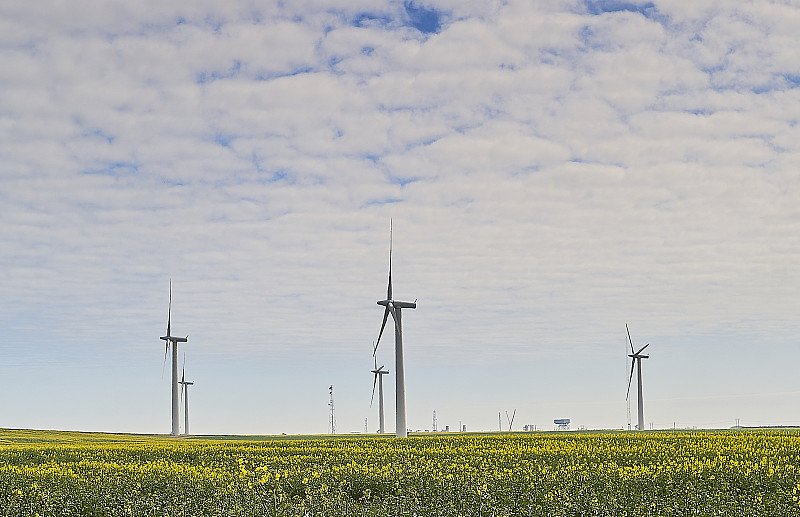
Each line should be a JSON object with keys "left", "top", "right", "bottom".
{"left": 388, "top": 219, "right": 393, "bottom": 299}
{"left": 626, "top": 357, "right": 636, "bottom": 400}
{"left": 388, "top": 304, "right": 400, "bottom": 333}
{"left": 510, "top": 409, "right": 516, "bottom": 429}
{"left": 167, "top": 280, "right": 173, "bottom": 336}
{"left": 370, "top": 372, "right": 378, "bottom": 407}
{"left": 637, "top": 343, "right": 650, "bottom": 354}
{"left": 374, "top": 307, "right": 390, "bottom": 355}
{"left": 162, "top": 342, "right": 169, "bottom": 378}
{"left": 389, "top": 219, "right": 393, "bottom": 274}
{"left": 626, "top": 323, "right": 634, "bottom": 354}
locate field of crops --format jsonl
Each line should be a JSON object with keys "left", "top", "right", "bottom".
{"left": 1, "top": 428, "right": 800, "bottom": 516}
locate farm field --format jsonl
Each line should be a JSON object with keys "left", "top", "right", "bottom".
{"left": 1, "top": 428, "right": 800, "bottom": 516}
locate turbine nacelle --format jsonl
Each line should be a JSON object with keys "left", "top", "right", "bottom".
{"left": 377, "top": 299, "right": 416, "bottom": 309}
{"left": 161, "top": 335, "right": 188, "bottom": 343}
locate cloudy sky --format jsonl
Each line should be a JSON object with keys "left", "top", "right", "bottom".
{"left": 2, "top": 0, "right": 800, "bottom": 435}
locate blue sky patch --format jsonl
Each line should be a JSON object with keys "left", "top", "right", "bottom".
{"left": 254, "top": 66, "right": 314, "bottom": 82}
{"left": 213, "top": 133, "right": 234, "bottom": 147}
{"left": 404, "top": 2, "right": 443, "bottom": 34}
{"left": 196, "top": 60, "right": 242, "bottom": 84}
{"left": 82, "top": 161, "right": 138, "bottom": 177}
{"left": 364, "top": 197, "right": 402, "bottom": 207}
{"left": 584, "top": 0, "right": 661, "bottom": 21}
{"left": 390, "top": 175, "right": 420, "bottom": 187}
{"left": 752, "top": 84, "right": 774, "bottom": 94}
{"left": 784, "top": 74, "right": 800, "bottom": 88}
{"left": 83, "top": 129, "right": 115, "bottom": 144}
{"left": 352, "top": 12, "right": 393, "bottom": 29}
{"left": 266, "top": 170, "right": 292, "bottom": 183}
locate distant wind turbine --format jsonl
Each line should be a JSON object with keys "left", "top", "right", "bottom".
{"left": 160, "top": 280, "right": 188, "bottom": 436}
{"left": 506, "top": 409, "right": 516, "bottom": 432}
{"left": 179, "top": 365, "right": 194, "bottom": 435}
{"left": 626, "top": 324, "right": 649, "bottom": 431}
{"left": 370, "top": 352, "right": 389, "bottom": 434}
{"left": 373, "top": 220, "right": 416, "bottom": 438}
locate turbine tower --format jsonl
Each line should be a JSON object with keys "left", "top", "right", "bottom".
{"left": 373, "top": 220, "right": 416, "bottom": 438}
{"left": 179, "top": 367, "right": 194, "bottom": 435}
{"left": 370, "top": 353, "right": 389, "bottom": 434}
{"left": 626, "top": 324, "right": 650, "bottom": 431}
{"left": 160, "top": 280, "right": 188, "bottom": 436}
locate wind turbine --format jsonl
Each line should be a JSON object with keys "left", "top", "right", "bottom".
{"left": 370, "top": 352, "right": 389, "bottom": 434}
{"left": 179, "top": 366, "right": 194, "bottom": 435}
{"left": 373, "top": 221, "right": 416, "bottom": 438}
{"left": 506, "top": 409, "right": 516, "bottom": 432}
{"left": 626, "top": 324, "right": 649, "bottom": 431}
{"left": 160, "top": 280, "right": 188, "bottom": 436}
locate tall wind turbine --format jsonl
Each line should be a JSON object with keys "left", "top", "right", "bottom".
{"left": 626, "top": 324, "right": 649, "bottom": 431}
{"left": 160, "top": 280, "right": 188, "bottom": 436}
{"left": 179, "top": 367, "right": 194, "bottom": 435}
{"left": 370, "top": 353, "right": 389, "bottom": 434}
{"left": 374, "top": 221, "right": 416, "bottom": 438}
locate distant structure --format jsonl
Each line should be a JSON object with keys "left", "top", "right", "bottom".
{"left": 370, "top": 354, "right": 389, "bottom": 434}
{"left": 179, "top": 367, "right": 194, "bottom": 435}
{"left": 373, "top": 220, "right": 416, "bottom": 438}
{"left": 432, "top": 410, "right": 437, "bottom": 432}
{"left": 506, "top": 410, "right": 516, "bottom": 432}
{"left": 523, "top": 424, "right": 536, "bottom": 432}
{"left": 159, "top": 280, "right": 188, "bottom": 436}
{"left": 625, "top": 324, "right": 650, "bottom": 431}
{"left": 554, "top": 418, "right": 570, "bottom": 431}
{"left": 328, "top": 385, "right": 336, "bottom": 435}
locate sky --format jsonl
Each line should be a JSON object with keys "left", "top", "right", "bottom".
{"left": 2, "top": 0, "right": 800, "bottom": 435}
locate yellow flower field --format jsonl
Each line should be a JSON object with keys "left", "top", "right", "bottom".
{"left": 1, "top": 428, "right": 799, "bottom": 516}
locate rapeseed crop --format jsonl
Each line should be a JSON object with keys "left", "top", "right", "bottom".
{"left": 1, "top": 429, "right": 799, "bottom": 516}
